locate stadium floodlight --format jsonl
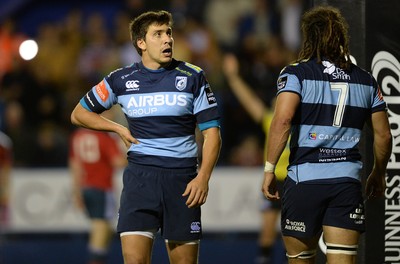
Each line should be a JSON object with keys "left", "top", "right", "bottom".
{"left": 19, "top": 39, "right": 39, "bottom": 61}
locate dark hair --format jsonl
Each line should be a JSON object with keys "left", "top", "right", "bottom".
{"left": 298, "top": 5, "right": 351, "bottom": 70}
{"left": 129, "top": 10, "right": 173, "bottom": 56}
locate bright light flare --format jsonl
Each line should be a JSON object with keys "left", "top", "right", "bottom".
{"left": 19, "top": 39, "right": 39, "bottom": 60}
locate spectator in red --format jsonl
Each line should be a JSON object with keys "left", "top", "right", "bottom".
{"left": 0, "top": 131, "right": 12, "bottom": 226}
{"left": 69, "top": 109, "right": 126, "bottom": 264}
{"left": 0, "top": 19, "right": 26, "bottom": 81}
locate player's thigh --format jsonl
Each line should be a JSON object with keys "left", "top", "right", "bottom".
{"left": 283, "top": 235, "right": 319, "bottom": 256}
{"left": 120, "top": 234, "right": 154, "bottom": 264}
{"left": 165, "top": 240, "right": 199, "bottom": 264}
{"left": 323, "top": 226, "right": 359, "bottom": 245}
{"left": 323, "top": 226, "right": 359, "bottom": 264}
{"left": 323, "top": 181, "right": 365, "bottom": 233}
{"left": 162, "top": 169, "right": 201, "bottom": 241}
{"left": 117, "top": 164, "right": 162, "bottom": 233}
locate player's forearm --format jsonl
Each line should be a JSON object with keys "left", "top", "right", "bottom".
{"left": 373, "top": 130, "right": 392, "bottom": 174}
{"left": 266, "top": 117, "right": 291, "bottom": 165}
{"left": 71, "top": 104, "right": 125, "bottom": 134}
{"left": 370, "top": 111, "right": 393, "bottom": 174}
{"left": 198, "top": 127, "right": 221, "bottom": 180}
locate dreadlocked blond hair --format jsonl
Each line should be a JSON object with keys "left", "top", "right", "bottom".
{"left": 298, "top": 5, "right": 351, "bottom": 70}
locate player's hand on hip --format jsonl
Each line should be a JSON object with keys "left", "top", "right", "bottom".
{"left": 117, "top": 126, "right": 139, "bottom": 148}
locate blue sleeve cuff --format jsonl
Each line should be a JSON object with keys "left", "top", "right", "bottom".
{"left": 198, "top": 120, "right": 220, "bottom": 131}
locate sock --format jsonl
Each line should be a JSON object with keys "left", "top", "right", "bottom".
{"left": 255, "top": 246, "right": 272, "bottom": 264}
{"left": 88, "top": 247, "right": 108, "bottom": 264}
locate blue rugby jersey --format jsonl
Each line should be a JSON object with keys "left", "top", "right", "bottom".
{"left": 276, "top": 58, "right": 387, "bottom": 183}
{"left": 80, "top": 59, "right": 220, "bottom": 169}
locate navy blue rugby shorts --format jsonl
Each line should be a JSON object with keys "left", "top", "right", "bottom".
{"left": 281, "top": 177, "right": 365, "bottom": 238}
{"left": 117, "top": 163, "right": 201, "bottom": 241}
{"left": 83, "top": 188, "right": 115, "bottom": 220}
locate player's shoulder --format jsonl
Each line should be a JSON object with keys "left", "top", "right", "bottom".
{"left": 350, "top": 63, "right": 373, "bottom": 78}
{"left": 106, "top": 63, "right": 140, "bottom": 79}
{"left": 173, "top": 59, "right": 204, "bottom": 76}
{"left": 279, "top": 58, "right": 310, "bottom": 75}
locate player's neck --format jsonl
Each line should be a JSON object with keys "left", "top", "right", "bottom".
{"left": 141, "top": 56, "right": 172, "bottom": 70}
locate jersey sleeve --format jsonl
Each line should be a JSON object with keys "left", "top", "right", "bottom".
{"left": 276, "top": 66, "right": 302, "bottom": 97}
{"left": 80, "top": 78, "right": 118, "bottom": 113}
{"left": 193, "top": 72, "right": 220, "bottom": 126}
{"left": 371, "top": 78, "right": 387, "bottom": 113}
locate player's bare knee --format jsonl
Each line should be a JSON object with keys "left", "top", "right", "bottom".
{"left": 122, "top": 253, "right": 150, "bottom": 264}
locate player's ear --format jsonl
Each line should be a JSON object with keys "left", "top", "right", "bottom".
{"left": 137, "top": 39, "right": 146, "bottom": 52}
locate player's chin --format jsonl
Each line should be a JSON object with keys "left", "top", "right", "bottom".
{"left": 162, "top": 56, "right": 173, "bottom": 63}
{"left": 159, "top": 57, "right": 173, "bottom": 67}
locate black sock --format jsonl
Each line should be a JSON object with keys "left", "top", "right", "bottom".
{"left": 255, "top": 246, "right": 272, "bottom": 264}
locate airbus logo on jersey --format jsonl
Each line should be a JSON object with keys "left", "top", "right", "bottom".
{"left": 322, "top": 60, "right": 351, "bottom": 80}
{"left": 175, "top": 76, "right": 187, "bottom": 91}
{"left": 126, "top": 94, "right": 188, "bottom": 116}
{"left": 125, "top": 80, "right": 140, "bottom": 91}
{"left": 127, "top": 94, "right": 187, "bottom": 108}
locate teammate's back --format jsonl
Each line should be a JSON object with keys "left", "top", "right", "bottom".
{"left": 277, "top": 58, "right": 386, "bottom": 183}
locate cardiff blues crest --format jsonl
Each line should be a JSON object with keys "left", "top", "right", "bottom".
{"left": 175, "top": 76, "right": 187, "bottom": 91}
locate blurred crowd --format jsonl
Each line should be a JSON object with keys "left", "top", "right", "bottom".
{"left": 0, "top": 0, "right": 309, "bottom": 168}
